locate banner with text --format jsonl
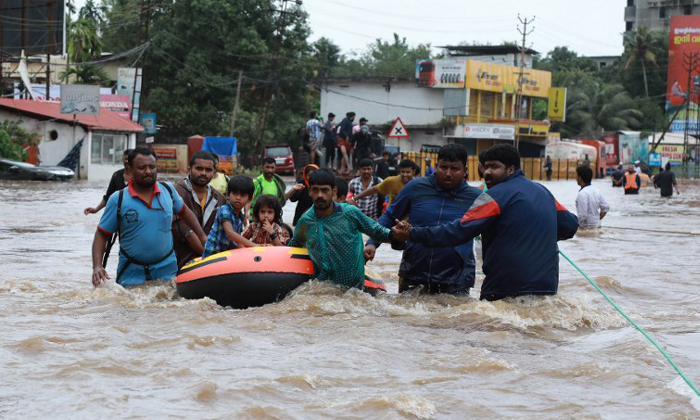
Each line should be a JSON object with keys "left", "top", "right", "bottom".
{"left": 666, "top": 15, "right": 700, "bottom": 132}
{"left": 464, "top": 60, "right": 551, "bottom": 98}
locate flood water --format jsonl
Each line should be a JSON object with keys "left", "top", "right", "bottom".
{"left": 1, "top": 176, "right": 699, "bottom": 419}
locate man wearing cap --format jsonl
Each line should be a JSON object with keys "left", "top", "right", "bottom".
{"left": 424, "top": 157, "right": 435, "bottom": 177}
{"left": 634, "top": 160, "right": 642, "bottom": 175}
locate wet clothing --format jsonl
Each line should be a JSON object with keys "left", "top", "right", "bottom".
{"left": 202, "top": 203, "right": 245, "bottom": 258}
{"left": 349, "top": 176, "right": 383, "bottom": 220}
{"left": 290, "top": 203, "right": 392, "bottom": 289}
{"left": 103, "top": 168, "right": 129, "bottom": 201}
{"left": 409, "top": 170, "right": 579, "bottom": 301}
{"left": 172, "top": 176, "right": 227, "bottom": 268}
{"left": 623, "top": 172, "right": 640, "bottom": 195}
{"left": 425, "top": 165, "right": 435, "bottom": 177}
{"left": 654, "top": 170, "right": 677, "bottom": 197}
{"left": 243, "top": 221, "right": 290, "bottom": 245}
{"left": 252, "top": 173, "right": 287, "bottom": 213}
{"left": 368, "top": 176, "right": 481, "bottom": 292}
{"left": 611, "top": 170, "right": 624, "bottom": 187}
{"left": 98, "top": 181, "right": 185, "bottom": 286}
{"left": 576, "top": 184, "right": 609, "bottom": 229}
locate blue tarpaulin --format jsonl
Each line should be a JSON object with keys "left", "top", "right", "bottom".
{"left": 202, "top": 137, "right": 237, "bottom": 157}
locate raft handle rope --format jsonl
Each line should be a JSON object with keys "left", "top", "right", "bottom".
{"left": 605, "top": 225, "right": 700, "bottom": 237}
{"left": 559, "top": 249, "right": 700, "bottom": 399}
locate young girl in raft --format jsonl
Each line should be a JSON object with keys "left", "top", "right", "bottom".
{"left": 243, "top": 194, "right": 290, "bottom": 246}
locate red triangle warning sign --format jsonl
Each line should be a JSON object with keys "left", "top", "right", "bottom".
{"left": 388, "top": 117, "right": 409, "bottom": 138}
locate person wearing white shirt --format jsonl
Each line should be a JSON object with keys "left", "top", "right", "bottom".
{"left": 575, "top": 165, "right": 609, "bottom": 229}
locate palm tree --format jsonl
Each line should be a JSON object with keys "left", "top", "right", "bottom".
{"left": 623, "top": 27, "right": 660, "bottom": 97}
{"left": 60, "top": 65, "right": 110, "bottom": 85}
{"left": 68, "top": 18, "right": 103, "bottom": 63}
{"left": 566, "top": 81, "right": 644, "bottom": 136}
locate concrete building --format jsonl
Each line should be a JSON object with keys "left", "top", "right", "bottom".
{"left": 586, "top": 55, "right": 621, "bottom": 70}
{"left": 0, "top": 99, "right": 143, "bottom": 181}
{"left": 438, "top": 45, "right": 538, "bottom": 68}
{"left": 624, "top": 0, "right": 700, "bottom": 34}
{"left": 320, "top": 49, "right": 553, "bottom": 157}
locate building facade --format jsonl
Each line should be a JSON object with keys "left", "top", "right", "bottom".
{"left": 625, "top": 0, "right": 700, "bottom": 34}
{"left": 320, "top": 53, "right": 553, "bottom": 157}
{"left": 0, "top": 99, "right": 143, "bottom": 181}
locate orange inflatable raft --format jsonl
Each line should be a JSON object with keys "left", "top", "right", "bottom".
{"left": 176, "top": 246, "right": 386, "bottom": 309}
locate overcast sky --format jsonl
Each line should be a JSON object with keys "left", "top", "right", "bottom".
{"left": 301, "top": 0, "right": 625, "bottom": 58}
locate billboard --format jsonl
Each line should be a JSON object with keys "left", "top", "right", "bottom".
{"left": 0, "top": 0, "right": 65, "bottom": 55}
{"left": 464, "top": 60, "right": 551, "bottom": 98}
{"left": 415, "top": 59, "right": 467, "bottom": 88}
{"left": 116, "top": 68, "right": 142, "bottom": 122}
{"left": 60, "top": 84, "right": 100, "bottom": 114}
{"left": 666, "top": 15, "right": 700, "bottom": 132}
{"left": 651, "top": 144, "right": 684, "bottom": 163}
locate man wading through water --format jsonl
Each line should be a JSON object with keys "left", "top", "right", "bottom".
{"left": 91, "top": 148, "right": 208, "bottom": 287}
{"left": 172, "top": 152, "right": 228, "bottom": 268}
{"left": 393, "top": 144, "right": 579, "bottom": 301}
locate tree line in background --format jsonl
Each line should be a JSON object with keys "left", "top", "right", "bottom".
{"left": 64, "top": 0, "right": 669, "bottom": 156}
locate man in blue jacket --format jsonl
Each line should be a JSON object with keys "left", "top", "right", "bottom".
{"left": 393, "top": 144, "right": 579, "bottom": 301}
{"left": 364, "top": 144, "right": 481, "bottom": 295}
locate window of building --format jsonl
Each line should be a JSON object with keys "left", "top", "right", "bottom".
{"left": 626, "top": 22, "right": 633, "bottom": 32}
{"left": 685, "top": 5, "right": 692, "bottom": 15}
{"left": 659, "top": 6, "right": 666, "bottom": 18}
{"left": 600, "top": 62, "right": 607, "bottom": 68}
{"left": 91, "top": 134, "right": 127, "bottom": 164}
{"left": 627, "top": 0, "right": 634, "bottom": 6}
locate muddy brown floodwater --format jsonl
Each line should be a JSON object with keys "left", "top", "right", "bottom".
{"left": 1, "top": 177, "right": 699, "bottom": 419}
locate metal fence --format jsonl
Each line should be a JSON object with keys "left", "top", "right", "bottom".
{"left": 402, "top": 152, "right": 589, "bottom": 181}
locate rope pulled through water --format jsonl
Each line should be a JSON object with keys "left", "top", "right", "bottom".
{"left": 605, "top": 225, "right": 700, "bottom": 236}
{"left": 558, "top": 249, "right": 700, "bottom": 399}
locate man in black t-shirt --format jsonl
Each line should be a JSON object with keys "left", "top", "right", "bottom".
{"left": 653, "top": 162, "right": 680, "bottom": 197}
{"left": 611, "top": 165, "right": 624, "bottom": 187}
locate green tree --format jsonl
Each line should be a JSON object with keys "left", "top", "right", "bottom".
{"left": 534, "top": 46, "right": 597, "bottom": 73}
{"left": 564, "top": 81, "right": 644, "bottom": 136}
{"left": 313, "top": 37, "right": 341, "bottom": 80}
{"left": 140, "top": 0, "right": 314, "bottom": 155}
{"left": 0, "top": 121, "right": 39, "bottom": 161}
{"left": 59, "top": 65, "right": 110, "bottom": 85}
{"left": 623, "top": 27, "right": 661, "bottom": 97}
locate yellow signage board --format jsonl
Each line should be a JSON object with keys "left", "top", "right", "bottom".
{"left": 464, "top": 60, "right": 551, "bottom": 98}
{"left": 547, "top": 87, "right": 567, "bottom": 122}
{"left": 652, "top": 144, "right": 684, "bottom": 162}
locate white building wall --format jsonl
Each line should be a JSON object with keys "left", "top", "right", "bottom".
{"left": 0, "top": 111, "right": 132, "bottom": 181}
{"left": 321, "top": 81, "right": 444, "bottom": 127}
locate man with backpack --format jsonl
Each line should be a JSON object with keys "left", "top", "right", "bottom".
{"left": 91, "top": 147, "right": 208, "bottom": 287}
{"left": 348, "top": 158, "right": 384, "bottom": 220}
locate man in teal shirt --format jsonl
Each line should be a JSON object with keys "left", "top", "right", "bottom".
{"left": 290, "top": 169, "right": 402, "bottom": 289}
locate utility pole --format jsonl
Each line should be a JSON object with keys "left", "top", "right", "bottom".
{"left": 131, "top": 0, "right": 152, "bottom": 124}
{"left": 230, "top": 70, "right": 243, "bottom": 137}
{"left": 254, "top": 0, "right": 301, "bottom": 157}
{"left": 514, "top": 15, "right": 535, "bottom": 150}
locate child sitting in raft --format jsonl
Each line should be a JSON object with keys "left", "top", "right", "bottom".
{"left": 242, "top": 194, "right": 290, "bottom": 246}
{"left": 202, "top": 176, "right": 257, "bottom": 258}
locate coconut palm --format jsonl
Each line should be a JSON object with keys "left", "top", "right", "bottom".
{"left": 623, "top": 27, "right": 660, "bottom": 97}
{"left": 68, "top": 18, "right": 103, "bottom": 63}
{"left": 566, "top": 80, "right": 644, "bottom": 136}
{"left": 60, "top": 65, "right": 110, "bottom": 85}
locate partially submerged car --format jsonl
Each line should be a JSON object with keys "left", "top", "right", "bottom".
{"left": 0, "top": 158, "right": 75, "bottom": 181}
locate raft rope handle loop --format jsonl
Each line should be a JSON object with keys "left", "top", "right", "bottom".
{"left": 558, "top": 249, "right": 700, "bottom": 398}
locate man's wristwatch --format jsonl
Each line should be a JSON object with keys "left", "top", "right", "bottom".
{"left": 270, "top": 232, "right": 279, "bottom": 240}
